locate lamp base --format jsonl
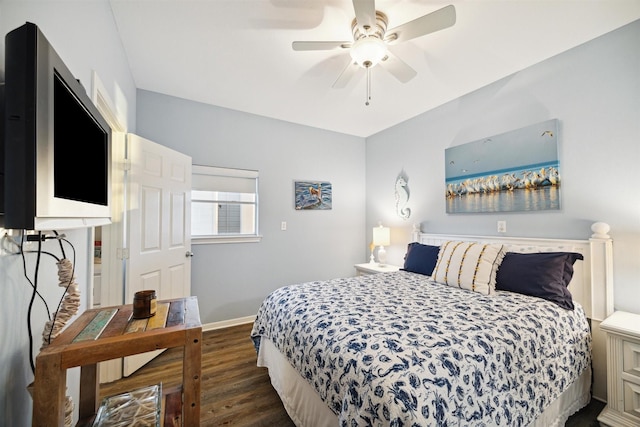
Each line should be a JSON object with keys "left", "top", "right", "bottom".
{"left": 377, "top": 246, "right": 387, "bottom": 267}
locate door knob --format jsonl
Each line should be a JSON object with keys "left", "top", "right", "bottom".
{"left": 185, "top": 251, "right": 194, "bottom": 258}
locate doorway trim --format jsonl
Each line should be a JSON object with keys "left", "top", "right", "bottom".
{"left": 90, "top": 70, "right": 128, "bottom": 382}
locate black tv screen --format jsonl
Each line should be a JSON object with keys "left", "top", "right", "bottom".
{"left": 53, "top": 72, "right": 109, "bottom": 206}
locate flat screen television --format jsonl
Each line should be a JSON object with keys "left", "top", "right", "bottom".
{"left": 1, "top": 22, "right": 112, "bottom": 230}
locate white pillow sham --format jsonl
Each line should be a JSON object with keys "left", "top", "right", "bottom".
{"left": 432, "top": 241, "right": 505, "bottom": 295}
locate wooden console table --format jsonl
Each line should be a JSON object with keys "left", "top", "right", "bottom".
{"left": 32, "top": 296, "right": 202, "bottom": 426}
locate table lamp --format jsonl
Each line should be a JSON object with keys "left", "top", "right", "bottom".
{"left": 372, "top": 224, "right": 391, "bottom": 266}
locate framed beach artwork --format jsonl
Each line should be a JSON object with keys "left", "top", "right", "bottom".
{"left": 294, "top": 180, "right": 332, "bottom": 210}
{"left": 445, "top": 119, "right": 560, "bottom": 214}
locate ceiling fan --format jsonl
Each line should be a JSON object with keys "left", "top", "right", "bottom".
{"left": 292, "top": 0, "right": 456, "bottom": 105}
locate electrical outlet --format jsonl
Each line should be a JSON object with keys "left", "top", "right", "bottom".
{"left": 281, "top": 221, "right": 287, "bottom": 231}
{"left": 497, "top": 221, "right": 507, "bottom": 233}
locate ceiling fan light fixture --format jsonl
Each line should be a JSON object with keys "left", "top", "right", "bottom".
{"left": 350, "top": 36, "right": 387, "bottom": 68}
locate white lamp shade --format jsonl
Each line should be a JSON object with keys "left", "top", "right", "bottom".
{"left": 350, "top": 36, "right": 387, "bottom": 68}
{"left": 372, "top": 226, "right": 390, "bottom": 247}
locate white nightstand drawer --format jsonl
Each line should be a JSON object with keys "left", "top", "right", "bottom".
{"left": 623, "top": 380, "right": 640, "bottom": 419}
{"left": 623, "top": 340, "right": 640, "bottom": 380}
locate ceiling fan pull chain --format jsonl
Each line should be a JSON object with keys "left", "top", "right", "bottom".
{"left": 366, "top": 65, "right": 371, "bottom": 106}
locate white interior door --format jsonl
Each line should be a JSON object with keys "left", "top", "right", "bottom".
{"left": 123, "top": 133, "right": 192, "bottom": 376}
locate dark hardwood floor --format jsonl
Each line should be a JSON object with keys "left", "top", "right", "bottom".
{"left": 100, "top": 322, "right": 605, "bottom": 426}
{"left": 100, "top": 322, "right": 294, "bottom": 426}
{"left": 566, "top": 399, "right": 605, "bottom": 427}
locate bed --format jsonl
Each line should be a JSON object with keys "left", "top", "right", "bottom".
{"left": 250, "top": 223, "right": 613, "bottom": 426}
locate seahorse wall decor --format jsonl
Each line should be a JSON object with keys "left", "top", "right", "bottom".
{"left": 395, "top": 170, "right": 411, "bottom": 220}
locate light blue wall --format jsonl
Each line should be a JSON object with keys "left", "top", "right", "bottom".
{"left": 135, "top": 91, "right": 366, "bottom": 323}
{"left": 0, "top": 2, "right": 136, "bottom": 425}
{"left": 366, "top": 19, "right": 640, "bottom": 314}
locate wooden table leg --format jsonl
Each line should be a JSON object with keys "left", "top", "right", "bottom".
{"left": 182, "top": 327, "right": 202, "bottom": 425}
{"left": 33, "top": 353, "right": 66, "bottom": 426}
{"left": 78, "top": 363, "right": 99, "bottom": 420}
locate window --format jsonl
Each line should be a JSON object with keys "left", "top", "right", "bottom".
{"left": 191, "top": 165, "right": 260, "bottom": 243}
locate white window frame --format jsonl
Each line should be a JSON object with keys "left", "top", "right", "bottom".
{"left": 191, "top": 165, "right": 261, "bottom": 244}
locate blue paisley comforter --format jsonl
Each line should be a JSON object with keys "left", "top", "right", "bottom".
{"left": 250, "top": 271, "right": 591, "bottom": 426}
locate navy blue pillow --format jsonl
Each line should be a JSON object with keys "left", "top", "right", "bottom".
{"left": 401, "top": 243, "right": 440, "bottom": 276}
{"left": 496, "top": 252, "right": 584, "bottom": 310}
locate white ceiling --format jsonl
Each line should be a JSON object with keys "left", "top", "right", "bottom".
{"left": 109, "top": 0, "right": 640, "bottom": 137}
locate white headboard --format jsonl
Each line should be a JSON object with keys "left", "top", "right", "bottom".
{"left": 411, "top": 222, "right": 613, "bottom": 322}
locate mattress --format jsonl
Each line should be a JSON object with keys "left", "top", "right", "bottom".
{"left": 251, "top": 271, "right": 592, "bottom": 426}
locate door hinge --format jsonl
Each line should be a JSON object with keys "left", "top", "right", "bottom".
{"left": 116, "top": 248, "right": 130, "bottom": 260}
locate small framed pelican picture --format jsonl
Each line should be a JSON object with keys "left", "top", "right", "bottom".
{"left": 445, "top": 119, "right": 561, "bottom": 214}
{"left": 294, "top": 180, "right": 332, "bottom": 210}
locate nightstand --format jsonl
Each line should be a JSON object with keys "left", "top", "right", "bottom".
{"left": 354, "top": 263, "right": 400, "bottom": 276}
{"left": 597, "top": 311, "right": 640, "bottom": 427}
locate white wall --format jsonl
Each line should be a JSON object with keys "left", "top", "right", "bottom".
{"left": 135, "top": 91, "right": 366, "bottom": 323}
{"left": 366, "top": 19, "right": 640, "bottom": 314}
{"left": 0, "top": 2, "right": 136, "bottom": 425}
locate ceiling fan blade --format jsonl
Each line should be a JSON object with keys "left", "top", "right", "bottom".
{"left": 332, "top": 60, "right": 360, "bottom": 89}
{"left": 385, "top": 4, "right": 456, "bottom": 44}
{"left": 352, "top": 0, "right": 376, "bottom": 33}
{"left": 380, "top": 52, "right": 417, "bottom": 83}
{"left": 292, "top": 41, "right": 351, "bottom": 51}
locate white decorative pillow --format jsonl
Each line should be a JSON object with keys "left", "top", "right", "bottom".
{"left": 432, "top": 241, "right": 505, "bottom": 294}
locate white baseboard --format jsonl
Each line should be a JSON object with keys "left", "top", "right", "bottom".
{"left": 202, "top": 315, "right": 255, "bottom": 332}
